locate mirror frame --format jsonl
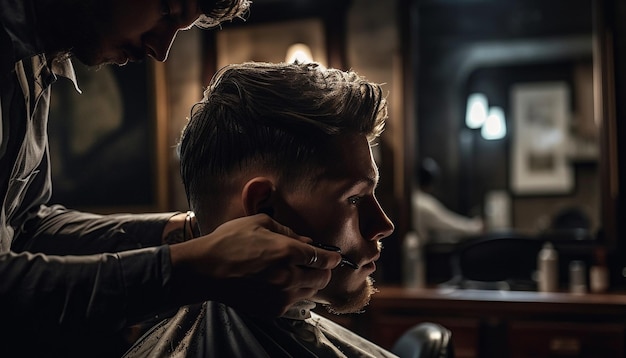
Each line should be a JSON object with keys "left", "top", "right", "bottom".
{"left": 596, "top": 0, "right": 626, "bottom": 286}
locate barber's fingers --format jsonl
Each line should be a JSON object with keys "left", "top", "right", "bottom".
{"left": 254, "top": 213, "right": 342, "bottom": 270}
{"left": 254, "top": 213, "right": 311, "bottom": 243}
{"left": 291, "top": 266, "right": 334, "bottom": 292}
{"left": 249, "top": 266, "right": 333, "bottom": 316}
{"left": 236, "top": 284, "right": 321, "bottom": 318}
{"left": 298, "top": 242, "right": 342, "bottom": 270}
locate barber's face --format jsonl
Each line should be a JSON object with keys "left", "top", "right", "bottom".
{"left": 275, "top": 134, "right": 395, "bottom": 314}
{"left": 70, "top": 0, "right": 202, "bottom": 66}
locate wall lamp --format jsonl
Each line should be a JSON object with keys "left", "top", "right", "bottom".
{"left": 465, "top": 93, "right": 506, "bottom": 140}
{"left": 285, "top": 43, "right": 313, "bottom": 63}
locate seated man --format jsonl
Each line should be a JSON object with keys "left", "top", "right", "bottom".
{"left": 412, "top": 157, "right": 483, "bottom": 243}
{"left": 123, "top": 61, "right": 396, "bottom": 357}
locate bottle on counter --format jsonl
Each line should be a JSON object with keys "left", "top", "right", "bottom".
{"left": 569, "top": 260, "right": 587, "bottom": 294}
{"left": 537, "top": 242, "right": 559, "bottom": 292}
{"left": 590, "top": 247, "right": 609, "bottom": 293}
{"left": 402, "top": 231, "right": 425, "bottom": 289}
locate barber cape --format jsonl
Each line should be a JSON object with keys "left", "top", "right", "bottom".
{"left": 123, "top": 301, "right": 397, "bottom": 358}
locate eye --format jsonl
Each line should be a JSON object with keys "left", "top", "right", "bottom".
{"left": 348, "top": 196, "right": 363, "bottom": 206}
{"left": 160, "top": 0, "right": 171, "bottom": 16}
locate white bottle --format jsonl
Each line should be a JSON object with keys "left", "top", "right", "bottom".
{"left": 590, "top": 265, "right": 609, "bottom": 293}
{"left": 538, "top": 242, "right": 558, "bottom": 292}
{"left": 590, "top": 247, "right": 609, "bottom": 293}
{"left": 569, "top": 260, "right": 587, "bottom": 294}
{"left": 402, "top": 231, "right": 425, "bottom": 289}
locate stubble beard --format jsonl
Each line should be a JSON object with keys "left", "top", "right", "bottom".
{"left": 322, "top": 276, "right": 378, "bottom": 315}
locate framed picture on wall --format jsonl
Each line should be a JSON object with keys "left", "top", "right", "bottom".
{"left": 510, "top": 81, "right": 574, "bottom": 195}
{"left": 47, "top": 60, "right": 169, "bottom": 213}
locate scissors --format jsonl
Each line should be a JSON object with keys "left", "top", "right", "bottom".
{"left": 309, "top": 242, "right": 359, "bottom": 270}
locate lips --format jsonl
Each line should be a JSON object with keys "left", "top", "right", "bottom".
{"left": 358, "top": 253, "right": 380, "bottom": 272}
{"left": 364, "top": 253, "right": 380, "bottom": 266}
{"left": 120, "top": 48, "right": 146, "bottom": 64}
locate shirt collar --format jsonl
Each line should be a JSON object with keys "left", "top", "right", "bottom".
{"left": 0, "top": 0, "right": 44, "bottom": 62}
{"left": 282, "top": 300, "right": 317, "bottom": 321}
{"left": 0, "top": 0, "right": 80, "bottom": 93}
{"left": 50, "top": 56, "right": 81, "bottom": 93}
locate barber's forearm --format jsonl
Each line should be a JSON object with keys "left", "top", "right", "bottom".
{"left": 162, "top": 211, "right": 203, "bottom": 245}
{"left": 162, "top": 212, "right": 187, "bottom": 244}
{"left": 0, "top": 246, "right": 173, "bottom": 332}
{"left": 14, "top": 204, "right": 175, "bottom": 254}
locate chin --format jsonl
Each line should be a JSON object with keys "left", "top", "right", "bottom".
{"left": 321, "top": 276, "right": 378, "bottom": 315}
{"left": 70, "top": 53, "right": 96, "bottom": 67}
{"left": 69, "top": 42, "right": 109, "bottom": 67}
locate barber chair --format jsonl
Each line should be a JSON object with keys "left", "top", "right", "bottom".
{"left": 442, "top": 233, "right": 544, "bottom": 291}
{"left": 391, "top": 322, "right": 454, "bottom": 358}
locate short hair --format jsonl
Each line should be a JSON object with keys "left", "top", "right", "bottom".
{"left": 195, "top": 0, "right": 251, "bottom": 29}
{"left": 178, "top": 61, "right": 387, "bottom": 214}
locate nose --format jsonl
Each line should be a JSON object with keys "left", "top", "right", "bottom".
{"left": 144, "top": 25, "right": 180, "bottom": 62}
{"left": 361, "top": 197, "right": 395, "bottom": 241}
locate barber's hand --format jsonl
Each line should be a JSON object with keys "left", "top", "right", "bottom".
{"left": 168, "top": 214, "right": 342, "bottom": 317}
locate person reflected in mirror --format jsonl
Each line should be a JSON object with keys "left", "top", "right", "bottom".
{"left": 123, "top": 61, "right": 396, "bottom": 358}
{"left": 412, "top": 157, "right": 483, "bottom": 243}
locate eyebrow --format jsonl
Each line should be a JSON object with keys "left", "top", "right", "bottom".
{"left": 369, "top": 164, "right": 381, "bottom": 188}
{"left": 345, "top": 173, "right": 380, "bottom": 195}
{"left": 361, "top": 175, "right": 379, "bottom": 188}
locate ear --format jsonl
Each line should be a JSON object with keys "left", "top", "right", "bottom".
{"left": 241, "top": 177, "right": 277, "bottom": 216}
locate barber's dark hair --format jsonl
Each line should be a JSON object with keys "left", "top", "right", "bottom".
{"left": 195, "top": 0, "right": 250, "bottom": 28}
{"left": 178, "top": 61, "right": 387, "bottom": 213}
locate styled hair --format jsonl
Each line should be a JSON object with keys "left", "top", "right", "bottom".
{"left": 195, "top": 0, "right": 250, "bottom": 28}
{"left": 178, "top": 61, "right": 387, "bottom": 213}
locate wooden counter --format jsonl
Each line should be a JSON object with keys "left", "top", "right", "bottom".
{"left": 355, "top": 286, "right": 626, "bottom": 358}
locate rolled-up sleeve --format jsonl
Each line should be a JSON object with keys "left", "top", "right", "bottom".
{"left": 12, "top": 204, "right": 177, "bottom": 255}
{"left": 4, "top": 204, "right": 179, "bottom": 331}
{"left": 0, "top": 245, "right": 173, "bottom": 338}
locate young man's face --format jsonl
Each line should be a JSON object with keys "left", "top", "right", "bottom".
{"left": 49, "top": 0, "right": 202, "bottom": 66}
{"left": 274, "top": 133, "right": 395, "bottom": 314}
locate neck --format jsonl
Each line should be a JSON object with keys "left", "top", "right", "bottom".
{"left": 282, "top": 300, "right": 316, "bottom": 320}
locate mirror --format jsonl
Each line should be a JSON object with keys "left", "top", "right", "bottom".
{"left": 413, "top": 0, "right": 599, "bottom": 241}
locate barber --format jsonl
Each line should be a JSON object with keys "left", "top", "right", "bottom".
{"left": 0, "top": 0, "right": 341, "bottom": 355}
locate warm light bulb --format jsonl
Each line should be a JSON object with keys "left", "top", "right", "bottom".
{"left": 481, "top": 106, "right": 506, "bottom": 140}
{"left": 465, "top": 93, "right": 488, "bottom": 129}
{"left": 285, "top": 43, "right": 313, "bottom": 63}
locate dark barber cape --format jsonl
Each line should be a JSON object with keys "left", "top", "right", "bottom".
{"left": 123, "top": 301, "right": 398, "bottom": 358}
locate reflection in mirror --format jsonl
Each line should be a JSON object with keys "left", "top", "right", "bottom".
{"left": 414, "top": 0, "right": 599, "bottom": 244}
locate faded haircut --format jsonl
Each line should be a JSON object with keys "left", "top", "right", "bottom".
{"left": 195, "top": 0, "right": 250, "bottom": 28}
{"left": 178, "top": 61, "right": 387, "bottom": 214}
